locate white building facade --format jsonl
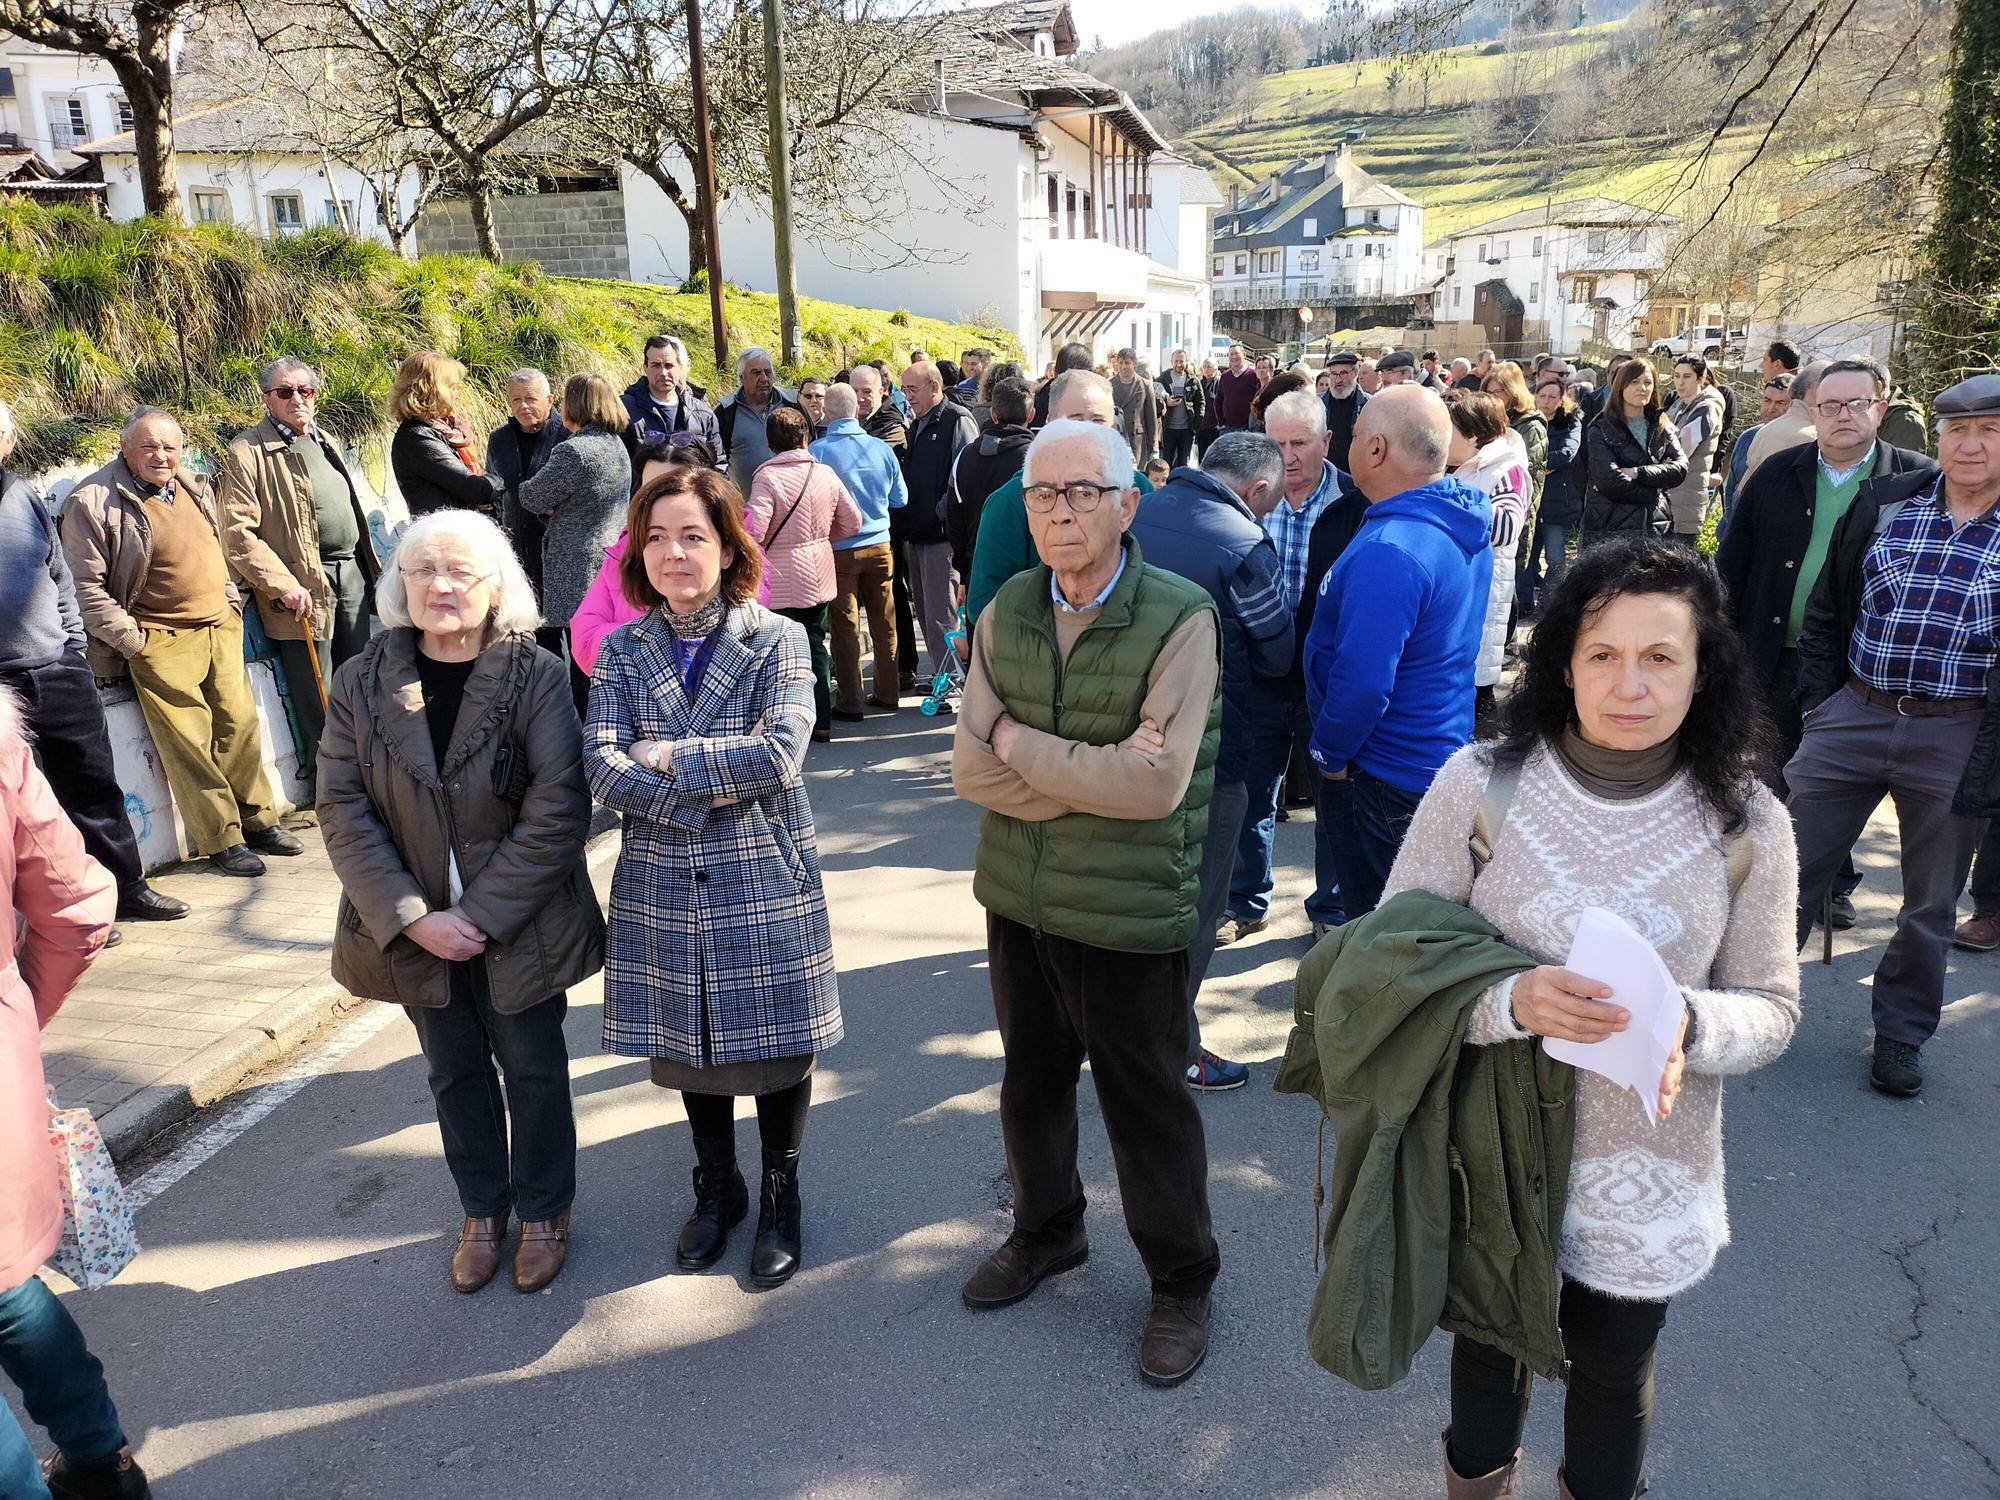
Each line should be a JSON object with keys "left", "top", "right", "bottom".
{"left": 0, "top": 39, "right": 129, "bottom": 163}
{"left": 1210, "top": 147, "right": 1425, "bottom": 312}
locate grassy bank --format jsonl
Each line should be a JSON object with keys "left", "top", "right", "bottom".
{"left": 0, "top": 201, "right": 1017, "bottom": 472}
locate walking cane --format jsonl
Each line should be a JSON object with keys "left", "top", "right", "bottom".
{"left": 1822, "top": 893, "right": 1834, "bottom": 966}
{"left": 300, "top": 611, "right": 329, "bottom": 711}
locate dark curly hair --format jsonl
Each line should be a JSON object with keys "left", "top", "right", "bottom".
{"left": 1492, "top": 536, "right": 1771, "bottom": 833}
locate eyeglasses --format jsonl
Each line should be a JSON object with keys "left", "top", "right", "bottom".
{"left": 1813, "top": 398, "right": 1883, "bottom": 418}
{"left": 267, "top": 385, "right": 316, "bottom": 400}
{"left": 1023, "top": 482, "right": 1122, "bottom": 514}
{"left": 408, "top": 566, "right": 491, "bottom": 590}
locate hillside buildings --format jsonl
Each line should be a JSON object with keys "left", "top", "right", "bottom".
{"left": 1209, "top": 146, "right": 1426, "bottom": 310}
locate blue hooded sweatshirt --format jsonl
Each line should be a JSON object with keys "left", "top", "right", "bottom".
{"left": 1304, "top": 476, "right": 1492, "bottom": 794}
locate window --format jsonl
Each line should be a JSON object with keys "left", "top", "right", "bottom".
{"left": 1532, "top": 234, "right": 1542, "bottom": 258}
{"left": 1454, "top": 286, "right": 1463, "bottom": 308}
{"left": 1364, "top": 243, "right": 1375, "bottom": 257}
{"left": 1629, "top": 230, "right": 1646, "bottom": 250}
{"left": 1528, "top": 283, "right": 1539, "bottom": 304}
{"left": 1445, "top": 254, "right": 1455, "bottom": 274}
{"left": 1586, "top": 230, "right": 1607, "bottom": 253}
{"left": 48, "top": 96, "right": 87, "bottom": 150}
{"left": 0, "top": 68, "right": 14, "bottom": 100}
{"left": 190, "top": 188, "right": 229, "bottom": 223}
{"left": 1047, "top": 174, "right": 1059, "bottom": 239}
{"left": 1233, "top": 254, "right": 1247, "bottom": 274}
{"left": 1065, "top": 181, "right": 1077, "bottom": 240}
{"left": 1213, "top": 255, "right": 1227, "bottom": 276}
{"left": 1300, "top": 282, "right": 1320, "bottom": 300}
{"left": 1302, "top": 217, "right": 1317, "bottom": 237}
{"left": 268, "top": 192, "right": 306, "bottom": 232}
{"left": 1499, "top": 240, "right": 1509, "bottom": 257}
{"left": 1298, "top": 249, "right": 1319, "bottom": 270}
{"left": 1345, "top": 243, "right": 1354, "bottom": 259}
{"left": 323, "top": 199, "right": 355, "bottom": 229}
{"left": 1368, "top": 209, "right": 1381, "bottom": 224}
{"left": 1477, "top": 241, "right": 1487, "bottom": 261}
{"left": 114, "top": 95, "right": 133, "bottom": 133}
{"left": 1081, "top": 189, "right": 1094, "bottom": 239}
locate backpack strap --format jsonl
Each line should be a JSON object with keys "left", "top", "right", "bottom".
{"left": 1468, "top": 756, "right": 1522, "bottom": 877}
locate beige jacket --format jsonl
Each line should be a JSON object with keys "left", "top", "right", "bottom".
{"left": 217, "top": 416, "right": 380, "bottom": 643}
{"left": 59, "top": 456, "right": 242, "bottom": 680}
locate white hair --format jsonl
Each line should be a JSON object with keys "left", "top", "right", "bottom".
{"left": 737, "top": 346, "right": 774, "bottom": 376}
{"left": 505, "top": 367, "right": 550, "bottom": 392}
{"left": 260, "top": 356, "right": 318, "bottom": 393}
{"left": 376, "top": 509, "right": 542, "bottom": 637}
{"left": 1024, "top": 418, "right": 1136, "bottom": 493}
{"left": 823, "top": 383, "right": 858, "bottom": 420}
{"left": 1265, "top": 389, "right": 1327, "bottom": 437}
{"left": 1047, "top": 368, "right": 1111, "bottom": 415}
{"left": 121, "top": 406, "right": 180, "bottom": 443}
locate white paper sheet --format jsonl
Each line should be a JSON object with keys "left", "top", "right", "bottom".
{"left": 1544, "top": 907, "right": 1685, "bottom": 1126}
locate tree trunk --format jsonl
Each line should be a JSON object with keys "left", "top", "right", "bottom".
{"left": 634, "top": 156, "right": 706, "bottom": 282}
{"left": 466, "top": 172, "right": 503, "bottom": 262}
{"left": 1914, "top": 0, "right": 2000, "bottom": 389}
{"left": 119, "top": 6, "right": 181, "bottom": 220}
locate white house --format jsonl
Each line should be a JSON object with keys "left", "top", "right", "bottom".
{"left": 1424, "top": 197, "right": 1676, "bottom": 354}
{"left": 0, "top": 38, "right": 130, "bottom": 163}
{"left": 74, "top": 97, "right": 418, "bottom": 243}
{"left": 621, "top": 0, "right": 1213, "bottom": 368}
{"left": 1209, "top": 147, "right": 1426, "bottom": 311}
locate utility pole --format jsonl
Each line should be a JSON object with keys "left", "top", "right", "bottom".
{"left": 761, "top": 0, "right": 803, "bottom": 367}
{"left": 687, "top": 0, "right": 729, "bottom": 372}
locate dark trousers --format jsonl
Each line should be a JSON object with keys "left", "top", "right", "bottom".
{"left": 534, "top": 626, "right": 590, "bottom": 721}
{"left": 0, "top": 651, "right": 142, "bottom": 894}
{"left": 987, "top": 913, "right": 1220, "bottom": 1296}
{"left": 1326, "top": 764, "right": 1426, "bottom": 919}
{"left": 1786, "top": 685, "right": 1982, "bottom": 1046}
{"left": 1519, "top": 521, "right": 1568, "bottom": 612}
{"left": 1161, "top": 428, "right": 1195, "bottom": 468}
{"left": 1967, "top": 821, "right": 2000, "bottom": 918}
{"left": 0, "top": 1272, "right": 128, "bottom": 1483}
{"left": 1768, "top": 650, "right": 1859, "bottom": 898}
{"left": 891, "top": 541, "right": 919, "bottom": 678}
{"left": 1229, "top": 683, "right": 1343, "bottom": 925}
{"left": 1449, "top": 1280, "right": 1669, "bottom": 1500}
{"left": 683, "top": 1076, "right": 814, "bottom": 1154}
{"left": 405, "top": 962, "right": 577, "bottom": 1221}
{"left": 777, "top": 602, "right": 833, "bottom": 734}
{"left": 1185, "top": 777, "right": 1249, "bottom": 1065}
{"left": 274, "top": 555, "right": 372, "bottom": 791}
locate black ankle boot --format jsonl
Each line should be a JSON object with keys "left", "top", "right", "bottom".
{"left": 675, "top": 1135, "right": 748, "bottom": 1271}
{"left": 749, "top": 1147, "right": 802, "bottom": 1289}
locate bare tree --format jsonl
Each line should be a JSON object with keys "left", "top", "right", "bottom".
{"left": 0, "top": 0, "right": 204, "bottom": 217}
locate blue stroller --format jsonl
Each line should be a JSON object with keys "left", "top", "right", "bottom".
{"left": 920, "top": 605, "right": 971, "bottom": 717}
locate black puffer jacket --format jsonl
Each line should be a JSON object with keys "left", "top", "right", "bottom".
{"left": 1580, "top": 409, "right": 1687, "bottom": 539}
{"left": 1537, "top": 408, "right": 1586, "bottom": 529}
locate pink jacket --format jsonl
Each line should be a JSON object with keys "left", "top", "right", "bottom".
{"left": 0, "top": 689, "right": 116, "bottom": 1290}
{"left": 744, "top": 450, "right": 864, "bottom": 610}
{"left": 570, "top": 534, "right": 773, "bottom": 676}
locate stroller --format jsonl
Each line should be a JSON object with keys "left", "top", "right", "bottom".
{"left": 920, "top": 604, "right": 971, "bottom": 717}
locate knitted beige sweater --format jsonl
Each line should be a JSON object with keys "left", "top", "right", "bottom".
{"left": 1382, "top": 742, "right": 1801, "bottom": 1299}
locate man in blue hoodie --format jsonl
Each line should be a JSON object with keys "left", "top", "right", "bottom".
{"left": 1304, "top": 385, "right": 1491, "bottom": 916}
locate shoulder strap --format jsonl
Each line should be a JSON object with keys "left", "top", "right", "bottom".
{"left": 1724, "top": 829, "right": 1752, "bottom": 896}
{"left": 1468, "top": 756, "right": 1521, "bottom": 876}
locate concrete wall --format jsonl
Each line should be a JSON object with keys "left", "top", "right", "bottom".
{"left": 418, "top": 190, "right": 631, "bottom": 279}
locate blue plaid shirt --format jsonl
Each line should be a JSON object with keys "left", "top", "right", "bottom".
{"left": 1848, "top": 481, "right": 2000, "bottom": 700}
{"left": 1262, "top": 461, "right": 1342, "bottom": 615}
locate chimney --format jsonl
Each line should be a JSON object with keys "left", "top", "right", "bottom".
{"left": 1228, "top": 184, "right": 1239, "bottom": 211}
{"left": 933, "top": 57, "right": 946, "bottom": 113}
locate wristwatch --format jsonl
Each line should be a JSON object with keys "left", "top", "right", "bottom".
{"left": 643, "top": 743, "right": 665, "bottom": 771}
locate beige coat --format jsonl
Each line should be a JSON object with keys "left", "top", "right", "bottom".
{"left": 59, "top": 456, "right": 243, "bottom": 680}
{"left": 217, "top": 415, "right": 380, "bottom": 643}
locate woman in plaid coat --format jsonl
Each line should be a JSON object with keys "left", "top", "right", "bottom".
{"left": 585, "top": 464, "right": 841, "bottom": 1290}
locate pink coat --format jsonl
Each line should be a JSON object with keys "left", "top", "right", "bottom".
{"left": 570, "top": 534, "right": 774, "bottom": 676}
{"left": 744, "top": 450, "right": 864, "bottom": 610}
{"left": 0, "top": 689, "right": 116, "bottom": 1290}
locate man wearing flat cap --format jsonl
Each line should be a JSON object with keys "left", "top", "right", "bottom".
{"left": 1375, "top": 350, "right": 1417, "bottom": 386}
{"left": 1319, "top": 351, "right": 1368, "bottom": 472}
{"left": 1788, "top": 372, "right": 2000, "bottom": 1099}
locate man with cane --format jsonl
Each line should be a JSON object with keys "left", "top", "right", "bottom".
{"left": 219, "top": 358, "right": 378, "bottom": 796}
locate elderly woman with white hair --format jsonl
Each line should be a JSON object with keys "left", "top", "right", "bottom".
{"left": 318, "top": 509, "right": 604, "bottom": 1297}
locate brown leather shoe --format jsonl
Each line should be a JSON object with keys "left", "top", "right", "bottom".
{"left": 961, "top": 1229, "right": 1088, "bottom": 1309}
{"left": 1954, "top": 913, "right": 2000, "bottom": 951}
{"left": 1138, "top": 1289, "right": 1211, "bottom": 1387}
{"left": 451, "top": 1213, "right": 508, "bottom": 1293}
{"left": 514, "top": 1210, "right": 570, "bottom": 1293}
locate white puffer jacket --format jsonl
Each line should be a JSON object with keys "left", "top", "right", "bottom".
{"left": 1457, "top": 430, "right": 1532, "bottom": 688}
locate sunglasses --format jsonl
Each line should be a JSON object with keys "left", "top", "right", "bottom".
{"left": 268, "top": 385, "right": 317, "bottom": 400}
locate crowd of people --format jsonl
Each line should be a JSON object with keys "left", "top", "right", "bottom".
{"left": 0, "top": 321, "right": 1996, "bottom": 1499}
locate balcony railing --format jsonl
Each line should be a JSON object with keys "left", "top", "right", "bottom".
{"left": 48, "top": 122, "right": 86, "bottom": 151}
{"left": 1212, "top": 284, "right": 1408, "bottom": 312}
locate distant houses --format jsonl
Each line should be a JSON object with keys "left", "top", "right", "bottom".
{"left": 1210, "top": 146, "right": 1426, "bottom": 310}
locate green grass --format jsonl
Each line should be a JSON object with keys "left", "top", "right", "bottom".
{"left": 0, "top": 201, "right": 1018, "bottom": 471}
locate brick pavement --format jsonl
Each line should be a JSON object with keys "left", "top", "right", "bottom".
{"left": 40, "top": 826, "right": 352, "bottom": 1153}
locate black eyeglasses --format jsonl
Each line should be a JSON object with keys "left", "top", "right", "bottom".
{"left": 1023, "top": 482, "right": 1121, "bottom": 514}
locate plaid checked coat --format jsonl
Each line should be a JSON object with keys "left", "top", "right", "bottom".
{"left": 585, "top": 602, "right": 842, "bottom": 1064}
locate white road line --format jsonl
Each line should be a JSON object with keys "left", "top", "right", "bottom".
{"left": 124, "top": 837, "right": 625, "bottom": 1212}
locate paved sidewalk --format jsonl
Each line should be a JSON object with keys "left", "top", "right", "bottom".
{"left": 40, "top": 828, "right": 355, "bottom": 1158}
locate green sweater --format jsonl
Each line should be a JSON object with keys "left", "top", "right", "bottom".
{"left": 965, "top": 468, "right": 1155, "bottom": 633}
{"left": 1274, "top": 890, "right": 1574, "bottom": 1387}
{"left": 1788, "top": 448, "right": 1877, "bottom": 646}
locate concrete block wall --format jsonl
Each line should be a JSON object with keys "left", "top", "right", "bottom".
{"left": 415, "top": 191, "right": 632, "bottom": 280}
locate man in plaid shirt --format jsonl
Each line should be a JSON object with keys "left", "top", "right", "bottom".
{"left": 1788, "top": 373, "right": 2000, "bottom": 1098}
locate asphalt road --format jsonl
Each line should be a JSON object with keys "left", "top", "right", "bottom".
{"left": 18, "top": 712, "right": 1999, "bottom": 1498}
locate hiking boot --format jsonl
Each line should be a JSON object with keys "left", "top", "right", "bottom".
{"left": 1954, "top": 913, "right": 2000, "bottom": 952}
{"left": 1214, "top": 914, "right": 1268, "bottom": 947}
{"left": 1138, "top": 1289, "right": 1211, "bottom": 1387}
{"left": 961, "top": 1230, "right": 1088, "bottom": 1309}
{"left": 1870, "top": 1036, "right": 1922, "bottom": 1098}
{"left": 1186, "top": 1051, "right": 1249, "bottom": 1091}
{"left": 677, "top": 1137, "right": 750, "bottom": 1271}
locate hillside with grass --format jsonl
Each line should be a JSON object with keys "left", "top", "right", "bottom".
{"left": 0, "top": 202, "right": 1017, "bottom": 474}
{"left": 1175, "top": 19, "right": 1769, "bottom": 243}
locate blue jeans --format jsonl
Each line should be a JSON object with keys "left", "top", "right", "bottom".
{"left": 0, "top": 1274, "right": 127, "bottom": 1493}
{"left": 1326, "top": 764, "right": 1427, "bottom": 919}
{"left": 1519, "top": 521, "right": 1569, "bottom": 611}
{"left": 1227, "top": 684, "right": 1343, "bottom": 924}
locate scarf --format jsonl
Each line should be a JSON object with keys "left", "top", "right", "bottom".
{"left": 662, "top": 591, "right": 725, "bottom": 641}
{"left": 1556, "top": 725, "right": 1682, "bottom": 800}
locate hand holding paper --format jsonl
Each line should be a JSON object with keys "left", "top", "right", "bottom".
{"left": 1543, "top": 907, "right": 1687, "bottom": 1126}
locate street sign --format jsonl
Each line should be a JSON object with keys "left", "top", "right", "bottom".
{"left": 1298, "top": 305, "right": 1314, "bottom": 325}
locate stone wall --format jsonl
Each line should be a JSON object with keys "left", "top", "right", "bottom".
{"left": 416, "top": 190, "right": 631, "bottom": 280}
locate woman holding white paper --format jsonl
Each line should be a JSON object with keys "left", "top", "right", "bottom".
{"left": 1381, "top": 536, "right": 1800, "bottom": 1500}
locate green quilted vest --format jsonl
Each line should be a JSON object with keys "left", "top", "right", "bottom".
{"left": 973, "top": 536, "right": 1221, "bottom": 953}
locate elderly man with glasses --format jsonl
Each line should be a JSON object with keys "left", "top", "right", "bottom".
{"left": 953, "top": 417, "right": 1223, "bottom": 1388}
{"left": 219, "top": 358, "right": 381, "bottom": 797}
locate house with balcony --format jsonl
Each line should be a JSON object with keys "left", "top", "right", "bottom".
{"left": 619, "top": 0, "right": 1214, "bottom": 367}
{"left": 1209, "top": 147, "right": 1425, "bottom": 318}
{"left": 1424, "top": 197, "right": 1676, "bottom": 354}
{"left": 0, "top": 39, "right": 132, "bottom": 163}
